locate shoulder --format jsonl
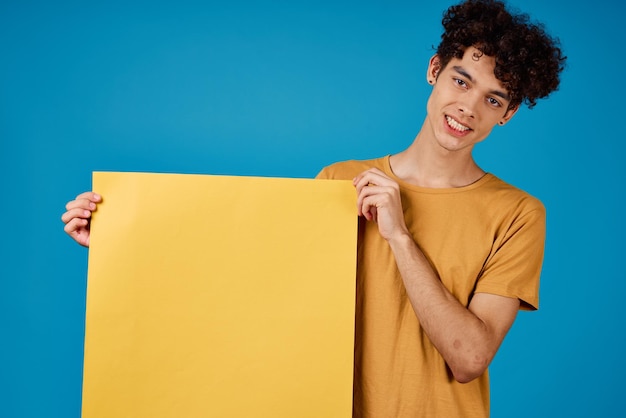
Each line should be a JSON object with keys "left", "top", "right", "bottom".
{"left": 480, "top": 175, "right": 546, "bottom": 228}
{"left": 316, "top": 156, "right": 388, "bottom": 180}
{"left": 485, "top": 175, "right": 544, "bottom": 210}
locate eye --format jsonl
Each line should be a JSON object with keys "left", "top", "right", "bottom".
{"left": 487, "top": 97, "right": 502, "bottom": 108}
{"left": 454, "top": 78, "right": 467, "bottom": 88}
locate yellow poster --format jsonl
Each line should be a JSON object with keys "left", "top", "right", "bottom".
{"left": 82, "top": 172, "right": 357, "bottom": 418}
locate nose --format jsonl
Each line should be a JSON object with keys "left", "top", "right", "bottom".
{"left": 458, "top": 92, "right": 480, "bottom": 118}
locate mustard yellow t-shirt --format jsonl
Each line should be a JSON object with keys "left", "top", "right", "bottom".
{"left": 317, "top": 156, "right": 545, "bottom": 418}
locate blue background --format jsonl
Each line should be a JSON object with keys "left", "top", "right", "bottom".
{"left": 1, "top": 0, "right": 624, "bottom": 417}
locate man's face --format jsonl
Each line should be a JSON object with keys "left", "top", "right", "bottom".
{"left": 425, "top": 46, "right": 518, "bottom": 154}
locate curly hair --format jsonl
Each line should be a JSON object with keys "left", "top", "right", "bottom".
{"left": 436, "top": 0, "right": 566, "bottom": 109}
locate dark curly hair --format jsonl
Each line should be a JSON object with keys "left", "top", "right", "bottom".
{"left": 436, "top": 0, "right": 566, "bottom": 109}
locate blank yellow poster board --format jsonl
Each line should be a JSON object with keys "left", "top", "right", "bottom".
{"left": 83, "top": 172, "right": 357, "bottom": 418}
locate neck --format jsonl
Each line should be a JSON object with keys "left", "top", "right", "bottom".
{"left": 390, "top": 129, "right": 486, "bottom": 189}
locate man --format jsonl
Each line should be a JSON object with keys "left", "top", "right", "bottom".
{"left": 63, "top": 0, "right": 565, "bottom": 416}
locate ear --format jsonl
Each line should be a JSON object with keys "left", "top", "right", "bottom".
{"left": 498, "top": 104, "right": 519, "bottom": 126}
{"left": 426, "top": 54, "right": 442, "bottom": 84}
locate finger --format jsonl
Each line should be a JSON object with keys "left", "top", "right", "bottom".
{"left": 360, "top": 194, "right": 384, "bottom": 221}
{"left": 64, "top": 217, "right": 91, "bottom": 247}
{"left": 354, "top": 169, "right": 393, "bottom": 193}
{"left": 65, "top": 198, "right": 91, "bottom": 211}
{"left": 356, "top": 184, "right": 377, "bottom": 216}
{"left": 64, "top": 217, "right": 89, "bottom": 235}
{"left": 356, "top": 183, "right": 391, "bottom": 207}
{"left": 357, "top": 186, "right": 386, "bottom": 219}
{"left": 65, "top": 197, "right": 100, "bottom": 212}
{"left": 65, "top": 192, "right": 101, "bottom": 210}
{"left": 353, "top": 167, "right": 385, "bottom": 182}
{"left": 359, "top": 183, "right": 402, "bottom": 217}
{"left": 354, "top": 174, "right": 379, "bottom": 197}
{"left": 61, "top": 207, "right": 93, "bottom": 224}
{"left": 354, "top": 168, "right": 379, "bottom": 186}
{"left": 353, "top": 168, "right": 379, "bottom": 186}
{"left": 363, "top": 205, "right": 378, "bottom": 222}
{"left": 75, "top": 191, "right": 102, "bottom": 202}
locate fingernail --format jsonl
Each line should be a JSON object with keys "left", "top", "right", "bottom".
{"left": 93, "top": 193, "right": 101, "bottom": 200}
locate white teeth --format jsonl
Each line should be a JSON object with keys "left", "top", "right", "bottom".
{"left": 446, "top": 116, "right": 469, "bottom": 131}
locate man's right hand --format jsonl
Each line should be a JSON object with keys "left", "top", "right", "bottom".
{"left": 61, "top": 192, "right": 102, "bottom": 247}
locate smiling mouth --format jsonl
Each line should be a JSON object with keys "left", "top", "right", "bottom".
{"left": 446, "top": 116, "right": 471, "bottom": 132}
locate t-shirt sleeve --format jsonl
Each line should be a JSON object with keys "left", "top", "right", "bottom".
{"left": 315, "top": 160, "right": 372, "bottom": 181}
{"left": 474, "top": 202, "right": 546, "bottom": 310}
{"left": 315, "top": 166, "right": 332, "bottom": 180}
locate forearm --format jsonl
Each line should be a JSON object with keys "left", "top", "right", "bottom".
{"left": 352, "top": 167, "right": 519, "bottom": 382}
{"left": 388, "top": 232, "right": 503, "bottom": 383}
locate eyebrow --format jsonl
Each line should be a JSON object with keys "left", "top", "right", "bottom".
{"left": 452, "top": 65, "right": 511, "bottom": 102}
